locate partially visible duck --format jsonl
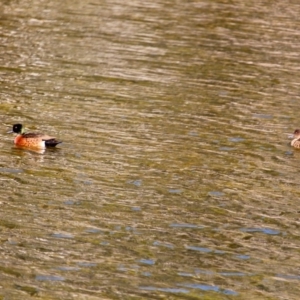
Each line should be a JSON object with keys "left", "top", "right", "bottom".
{"left": 291, "top": 129, "right": 300, "bottom": 149}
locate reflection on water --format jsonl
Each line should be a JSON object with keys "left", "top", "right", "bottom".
{"left": 0, "top": 0, "right": 300, "bottom": 299}
{"left": 12, "top": 145, "right": 46, "bottom": 154}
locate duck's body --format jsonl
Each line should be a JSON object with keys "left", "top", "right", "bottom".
{"left": 291, "top": 129, "right": 300, "bottom": 149}
{"left": 9, "top": 124, "right": 62, "bottom": 149}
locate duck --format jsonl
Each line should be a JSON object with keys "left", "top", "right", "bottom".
{"left": 291, "top": 129, "right": 300, "bottom": 149}
{"left": 8, "top": 123, "right": 62, "bottom": 149}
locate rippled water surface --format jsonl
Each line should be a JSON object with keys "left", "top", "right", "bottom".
{"left": 1, "top": 0, "right": 300, "bottom": 299}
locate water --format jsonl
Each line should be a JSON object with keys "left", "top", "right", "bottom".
{"left": 0, "top": 0, "right": 300, "bottom": 299}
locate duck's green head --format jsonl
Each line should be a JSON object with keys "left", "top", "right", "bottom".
{"left": 12, "top": 124, "right": 24, "bottom": 134}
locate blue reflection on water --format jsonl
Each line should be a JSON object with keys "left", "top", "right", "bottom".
{"left": 127, "top": 179, "right": 142, "bottom": 187}
{"left": 139, "top": 286, "right": 188, "bottom": 294}
{"left": 276, "top": 274, "right": 300, "bottom": 280}
{"left": 139, "top": 258, "right": 155, "bottom": 265}
{"left": 220, "top": 272, "right": 246, "bottom": 277}
{"left": 169, "top": 188, "right": 182, "bottom": 194}
{"left": 229, "top": 137, "right": 244, "bottom": 142}
{"left": 77, "top": 262, "right": 97, "bottom": 267}
{"left": 179, "top": 283, "right": 238, "bottom": 296}
{"left": 52, "top": 233, "right": 74, "bottom": 239}
{"left": 56, "top": 266, "right": 80, "bottom": 271}
{"left": 170, "top": 223, "right": 204, "bottom": 229}
{"left": 185, "top": 245, "right": 225, "bottom": 254}
{"left": 219, "top": 147, "right": 235, "bottom": 151}
{"left": 153, "top": 241, "right": 174, "bottom": 249}
{"left": 36, "top": 275, "right": 65, "bottom": 281}
{"left": 208, "top": 191, "right": 224, "bottom": 197}
{"left": 240, "top": 227, "right": 280, "bottom": 235}
{"left": 235, "top": 254, "right": 250, "bottom": 260}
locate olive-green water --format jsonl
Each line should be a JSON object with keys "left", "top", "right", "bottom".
{"left": 0, "top": 0, "right": 300, "bottom": 299}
